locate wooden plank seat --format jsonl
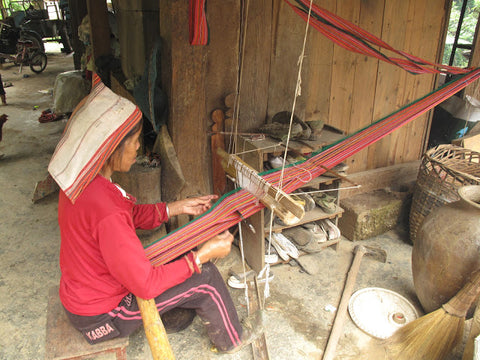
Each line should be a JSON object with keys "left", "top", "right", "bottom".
{"left": 45, "top": 286, "right": 128, "bottom": 360}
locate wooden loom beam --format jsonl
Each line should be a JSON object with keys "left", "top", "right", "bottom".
{"left": 217, "top": 148, "right": 305, "bottom": 225}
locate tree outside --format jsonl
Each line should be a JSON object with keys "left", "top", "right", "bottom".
{"left": 443, "top": 0, "right": 480, "bottom": 67}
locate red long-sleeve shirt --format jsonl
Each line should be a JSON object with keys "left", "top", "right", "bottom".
{"left": 58, "top": 175, "right": 195, "bottom": 316}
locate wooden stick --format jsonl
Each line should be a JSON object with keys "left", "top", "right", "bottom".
{"left": 320, "top": 165, "right": 359, "bottom": 187}
{"left": 323, "top": 245, "right": 367, "bottom": 360}
{"left": 137, "top": 297, "right": 175, "bottom": 360}
{"left": 248, "top": 277, "right": 270, "bottom": 360}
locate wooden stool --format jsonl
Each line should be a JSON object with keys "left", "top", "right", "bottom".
{"left": 45, "top": 286, "right": 129, "bottom": 360}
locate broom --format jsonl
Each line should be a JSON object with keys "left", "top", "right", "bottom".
{"left": 387, "top": 269, "right": 480, "bottom": 360}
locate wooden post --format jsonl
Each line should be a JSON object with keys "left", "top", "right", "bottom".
{"left": 67, "top": 0, "right": 87, "bottom": 70}
{"left": 86, "top": 0, "right": 111, "bottom": 65}
{"left": 137, "top": 297, "right": 176, "bottom": 360}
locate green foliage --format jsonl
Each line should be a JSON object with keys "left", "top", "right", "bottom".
{"left": 444, "top": 0, "right": 480, "bottom": 67}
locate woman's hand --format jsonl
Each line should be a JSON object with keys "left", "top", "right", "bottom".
{"left": 196, "top": 231, "right": 234, "bottom": 264}
{"left": 168, "top": 195, "right": 218, "bottom": 217}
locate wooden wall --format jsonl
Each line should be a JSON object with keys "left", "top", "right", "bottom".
{"left": 267, "top": 0, "right": 449, "bottom": 173}
{"left": 158, "top": 0, "right": 451, "bottom": 197}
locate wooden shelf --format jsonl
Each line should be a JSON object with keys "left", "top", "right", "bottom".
{"left": 266, "top": 206, "right": 344, "bottom": 234}
{"left": 297, "top": 175, "right": 341, "bottom": 188}
{"left": 240, "top": 128, "right": 345, "bottom": 160}
{"left": 236, "top": 134, "right": 344, "bottom": 272}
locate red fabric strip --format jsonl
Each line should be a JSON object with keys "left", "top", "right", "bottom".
{"left": 189, "top": 0, "right": 209, "bottom": 45}
{"left": 286, "top": 0, "right": 470, "bottom": 75}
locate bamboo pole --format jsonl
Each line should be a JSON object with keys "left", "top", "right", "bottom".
{"left": 136, "top": 297, "right": 175, "bottom": 360}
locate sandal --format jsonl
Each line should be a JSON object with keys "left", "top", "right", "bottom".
{"left": 312, "top": 192, "right": 337, "bottom": 213}
{"left": 292, "top": 191, "right": 316, "bottom": 212}
{"left": 319, "top": 219, "right": 341, "bottom": 240}
{"left": 282, "top": 225, "right": 328, "bottom": 254}
{"left": 271, "top": 232, "right": 299, "bottom": 260}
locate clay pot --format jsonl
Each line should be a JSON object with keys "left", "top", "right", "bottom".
{"left": 412, "top": 185, "right": 480, "bottom": 314}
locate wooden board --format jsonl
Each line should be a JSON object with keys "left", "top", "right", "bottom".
{"left": 346, "top": 0, "right": 383, "bottom": 173}
{"left": 45, "top": 286, "right": 128, "bottom": 360}
{"left": 248, "top": 280, "right": 270, "bottom": 360}
{"left": 238, "top": 0, "right": 273, "bottom": 131}
{"left": 268, "top": 206, "right": 344, "bottom": 233}
{"left": 263, "top": 0, "right": 446, "bottom": 176}
{"left": 366, "top": 0, "right": 409, "bottom": 170}
{"left": 329, "top": 1, "right": 361, "bottom": 134}
{"left": 340, "top": 160, "right": 421, "bottom": 199}
{"left": 237, "top": 137, "right": 265, "bottom": 273}
{"left": 267, "top": 0, "right": 308, "bottom": 121}
{"left": 303, "top": 0, "right": 336, "bottom": 124}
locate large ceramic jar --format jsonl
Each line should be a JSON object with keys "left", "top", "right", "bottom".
{"left": 412, "top": 185, "right": 480, "bottom": 313}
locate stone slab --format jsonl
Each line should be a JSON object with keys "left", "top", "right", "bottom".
{"left": 338, "top": 189, "right": 409, "bottom": 241}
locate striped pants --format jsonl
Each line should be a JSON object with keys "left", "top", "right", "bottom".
{"left": 65, "top": 262, "right": 243, "bottom": 351}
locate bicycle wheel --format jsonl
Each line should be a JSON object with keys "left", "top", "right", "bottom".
{"left": 29, "top": 51, "right": 47, "bottom": 73}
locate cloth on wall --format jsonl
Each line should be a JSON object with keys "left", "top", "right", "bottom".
{"left": 189, "top": 0, "right": 209, "bottom": 45}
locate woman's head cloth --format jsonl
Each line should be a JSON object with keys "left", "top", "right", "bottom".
{"left": 48, "top": 73, "right": 142, "bottom": 203}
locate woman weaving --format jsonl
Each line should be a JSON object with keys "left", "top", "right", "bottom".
{"left": 48, "top": 74, "right": 260, "bottom": 354}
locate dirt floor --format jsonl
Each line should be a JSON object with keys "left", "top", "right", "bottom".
{"left": 0, "top": 50, "right": 470, "bottom": 360}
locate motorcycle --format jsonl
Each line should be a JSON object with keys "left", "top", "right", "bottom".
{"left": 0, "top": 18, "right": 44, "bottom": 58}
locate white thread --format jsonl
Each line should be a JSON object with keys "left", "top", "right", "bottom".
{"left": 299, "top": 185, "right": 362, "bottom": 195}
{"left": 237, "top": 221, "right": 250, "bottom": 310}
{"left": 233, "top": 142, "right": 283, "bottom": 156}
{"left": 291, "top": 163, "right": 313, "bottom": 183}
{"left": 277, "top": 0, "right": 314, "bottom": 194}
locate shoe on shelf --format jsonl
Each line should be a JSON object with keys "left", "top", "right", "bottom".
{"left": 319, "top": 219, "right": 341, "bottom": 240}
{"left": 269, "top": 156, "right": 284, "bottom": 169}
{"left": 303, "top": 222, "right": 328, "bottom": 243}
{"left": 269, "top": 234, "right": 290, "bottom": 261}
{"left": 271, "top": 232, "right": 299, "bottom": 260}
{"left": 282, "top": 224, "right": 328, "bottom": 254}
{"left": 311, "top": 192, "right": 337, "bottom": 213}
{"left": 265, "top": 253, "right": 279, "bottom": 264}
{"left": 292, "top": 191, "right": 316, "bottom": 212}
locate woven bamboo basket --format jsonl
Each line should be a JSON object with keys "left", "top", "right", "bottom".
{"left": 409, "top": 144, "right": 480, "bottom": 243}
